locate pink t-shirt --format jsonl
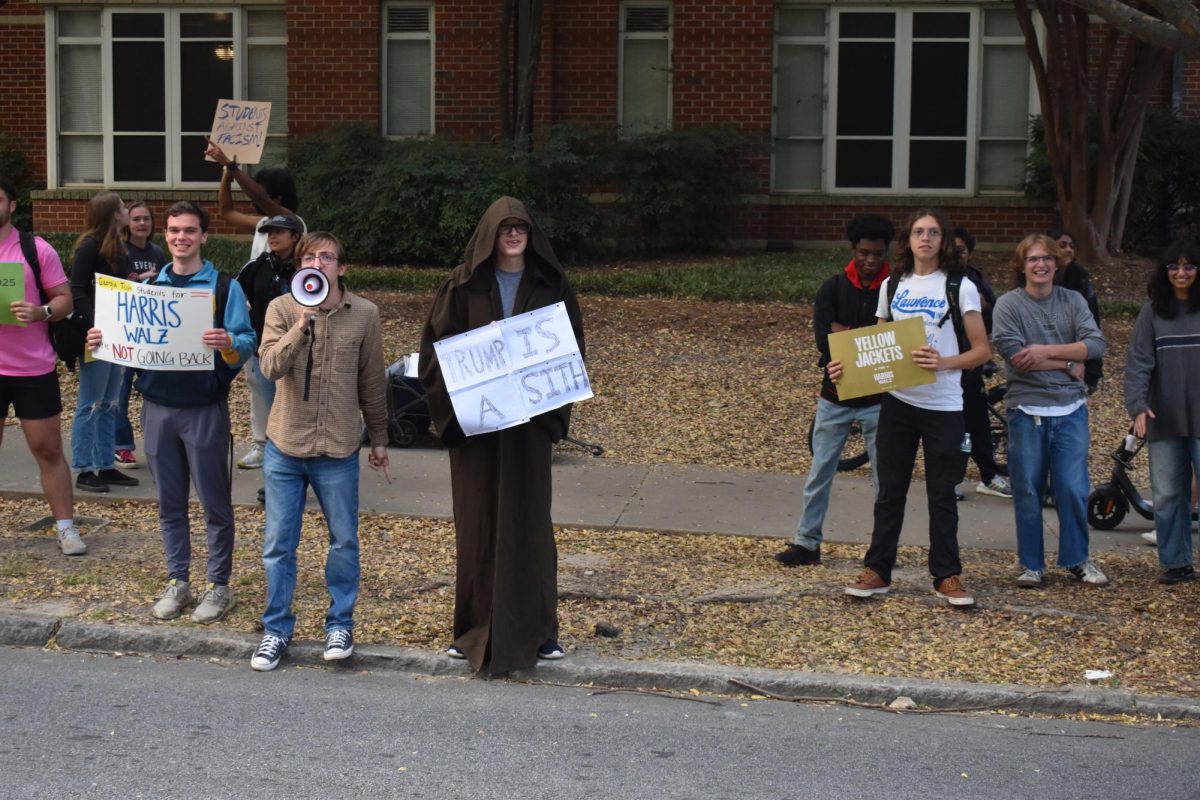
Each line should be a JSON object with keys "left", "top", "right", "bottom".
{"left": 0, "top": 227, "right": 68, "bottom": 376}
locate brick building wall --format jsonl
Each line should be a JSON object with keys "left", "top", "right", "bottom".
{"left": 1, "top": 2, "right": 49, "bottom": 188}
{"left": 287, "top": 0, "right": 381, "bottom": 136}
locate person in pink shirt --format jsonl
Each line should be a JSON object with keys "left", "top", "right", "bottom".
{"left": 0, "top": 177, "right": 83, "bottom": 555}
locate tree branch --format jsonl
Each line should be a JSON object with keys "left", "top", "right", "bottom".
{"left": 1060, "top": 0, "right": 1200, "bottom": 53}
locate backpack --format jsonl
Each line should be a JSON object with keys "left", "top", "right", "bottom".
{"left": 21, "top": 232, "right": 89, "bottom": 372}
{"left": 885, "top": 269, "right": 972, "bottom": 355}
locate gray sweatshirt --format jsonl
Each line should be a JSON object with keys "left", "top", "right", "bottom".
{"left": 991, "top": 285, "right": 1106, "bottom": 409}
{"left": 1123, "top": 300, "right": 1200, "bottom": 440}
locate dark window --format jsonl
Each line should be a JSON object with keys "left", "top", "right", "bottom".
{"left": 909, "top": 140, "right": 966, "bottom": 188}
{"left": 180, "top": 134, "right": 223, "bottom": 183}
{"left": 837, "top": 42, "right": 894, "bottom": 137}
{"left": 836, "top": 141, "right": 892, "bottom": 188}
{"left": 114, "top": 135, "right": 165, "bottom": 182}
{"left": 913, "top": 12, "right": 969, "bottom": 38}
{"left": 179, "top": 12, "right": 232, "bottom": 38}
{"left": 179, "top": 42, "right": 233, "bottom": 131}
{"left": 910, "top": 42, "right": 968, "bottom": 137}
{"left": 112, "top": 13, "right": 164, "bottom": 38}
{"left": 839, "top": 13, "right": 895, "bottom": 39}
{"left": 112, "top": 42, "right": 164, "bottom": 132}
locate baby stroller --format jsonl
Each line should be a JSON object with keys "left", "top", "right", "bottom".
{"left": 385, "top": 355, "right": 431, "bottom": 448}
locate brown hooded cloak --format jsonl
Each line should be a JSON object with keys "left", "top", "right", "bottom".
{"left": 418, "top": 196, "right": 585, "bottom": 675}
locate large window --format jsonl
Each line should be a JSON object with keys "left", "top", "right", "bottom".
{"left": 772, "top": 6, "right": 1033, "bottom": 194}
{"left": 49, "top": 7, "right": 289, "bottom": 187}
{"left": 619, "top": 3, "right": 672, "bottom": 135}
{"left": 382, "top": 3, "right": 434, "bottom": 138}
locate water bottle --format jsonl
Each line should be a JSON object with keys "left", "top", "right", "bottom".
{"left": 961, "top": 432, "right": 972, "bottom": 454}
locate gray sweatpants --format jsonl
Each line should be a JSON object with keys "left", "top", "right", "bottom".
{"left": 142, "top": 399, "right": 235, "bottom": 585}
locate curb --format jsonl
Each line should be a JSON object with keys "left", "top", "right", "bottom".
{"left": 3, "top": 610, "right": 1198, "bottom": 721}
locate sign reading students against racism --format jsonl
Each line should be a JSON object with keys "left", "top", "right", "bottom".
{"left": 90, "top": 275, "right": 217, "bottom": 371}
{"left": 432, "top": 302, "right": 592, "bottom": 436}
{"left": 827, "top": 316, "right": 935, "bottom": 401}
{"left": 205, "top": 99, "right": 272, "bottom": 165}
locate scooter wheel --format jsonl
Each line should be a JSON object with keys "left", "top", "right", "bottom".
{"left": 1087, "top": 485, "right": 1128, "bottom": 530}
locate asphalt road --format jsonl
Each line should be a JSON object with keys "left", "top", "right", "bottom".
{"left": 2, "top": 646, "right": 1196, "bottom": 800}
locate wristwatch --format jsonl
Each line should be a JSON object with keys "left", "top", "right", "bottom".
{"left": 42, "top": 304, "right": 53, "bottom": 321}
{"left": 1066, "top": 360, "right": 1076, "bottom": 371}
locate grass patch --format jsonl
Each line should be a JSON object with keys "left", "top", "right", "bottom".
{"left": 1, "top": 555, "right": 33, "bottom": 579}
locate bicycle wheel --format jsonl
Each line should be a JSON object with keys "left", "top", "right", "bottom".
{"left": 807, "top": 417, "right": 870, "bottom": 472}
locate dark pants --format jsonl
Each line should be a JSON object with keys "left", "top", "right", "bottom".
{"left": 864, "top": 394, "right": 967, "bottom": 584}
{"left": 961, "top": 370, "right": 997, "bottom": 483}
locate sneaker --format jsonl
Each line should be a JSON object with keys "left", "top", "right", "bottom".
{"left": 97, "top": 467, "right": 139, "bottom": 487}
{"left": 114, "top": 449, "right": 138, "bottom": 468}
{"left": 1067, "top": 560, "right": 1109, "bottom": 586}
{"left": 1141, "top": 530, "right": 1158, "bottom": 546}
{"left": 976, "top": 476, "right": 1013, "bottom": 498}
{"left": 845, "top": 568, "right": 891, "bottom": 598}
{"left": 954, "top": 486, "right": 965, "bottom": 501}
{"left": 324, "top": 629, "right": 354, "bottom": 661}
{"left": 238, "top": 443, "right": 265, "bottom": 470}
{"left": 446, "top": 644, "right": 467, "bottom": 659}
{"left": 537, "top": 640, "right": 565, "bottom": 660}
{"left": 152, "top": 579, "right": 193, "bottom": 620}
{"left": 935, "top": 575, "right": 976, "bottom": 607}
{"left": 1015, "top": 568, "right": 1044, "bottom": 588}
{"left": 191, "top": 582, "right": 235, "bottom": 624}
{"left": 75, "top": 471, "right": 110, "bottom": 494}
{"left": 257, "top": 487, "right": 266, "bottom": 506}
{"left": 774, "top": 543, "right": 821, "bottom": 566}
{"left": 251, "top": 634, "right": 289, "bottom": 671}
{"left": 56, "top": 525, "right": 87, "bottom": 556}
{"left": 1158, "top": 565, "right": 1196, "bottom": 585}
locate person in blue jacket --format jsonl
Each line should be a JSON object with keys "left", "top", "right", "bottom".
{"left": 86, "top": 201, "right": 255, "bottom": 624}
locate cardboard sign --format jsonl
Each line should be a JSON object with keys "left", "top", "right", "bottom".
{"left": 206, "top": 99, "right": 272, "bottom": 165}
{"left": 827, "top": 317, "right": 935, "bottom": 401}
{"left": 432, "top": 302, "right": 592, "bottom": 436}
{"left": 90, "top": 275, "right": 217, "bottom": 371}
{"left": 0, "top": 262, "right": 26, "bottom": 326}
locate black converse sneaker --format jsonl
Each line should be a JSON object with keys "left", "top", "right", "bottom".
{"left": 251, "top": 634, "right": 289, "bottom": 672}
{"left": 324, "top": 629, "right": 354, "bottom": 661}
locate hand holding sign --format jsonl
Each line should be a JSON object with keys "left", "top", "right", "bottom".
{"left": 205, "top": 99, "right": 272, "bottom": 165}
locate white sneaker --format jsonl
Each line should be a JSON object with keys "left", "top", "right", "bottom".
{"left": 237, "top": 442, "right": 265, "bottom": 470}
{"left": 57, "top": 525, "right": 87, "bottom": 556}
{"left": 1141, "top": 530, "right": 1158, "bottom": 546}
{"left": 1015, "top": 568, "right": 1044, "bottom": 588}
{"left": 976, "top": 476, "right": 1013, "bottom": 498}
{"left": 1068, "top": 560, "right": 1109, "bottom": 586}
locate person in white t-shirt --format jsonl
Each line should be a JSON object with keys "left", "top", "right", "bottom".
{"left": 842, "top": 209, "right": 991, "bottom": 607}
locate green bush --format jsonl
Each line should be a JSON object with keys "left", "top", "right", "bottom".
{"left": 0, "top": 134, "right": 33, "bottom": 231}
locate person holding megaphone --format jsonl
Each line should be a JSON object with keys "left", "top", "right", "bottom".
{"left": 250, "top": 232, "right": 389, "bottom": 671}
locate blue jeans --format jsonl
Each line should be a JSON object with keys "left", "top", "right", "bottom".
{"left": 1007, "top": 405, "right": 1092, "bottom": 572}
{"left": 245, "top": 354, "right": 276, "bottom": 444}
{"left": 794, "top": 397, "right": 879, "bottom": 548}
{"left": 114, "top": 367, "right": 136, "bottom": 451}
{"left": 261, "top": 440, "right": 360, "bottom": 639}
{"left": 70, "top": 359, "right": 124, "bottom": 472}
{"left": 1148, "top": 437, "right": 1200, "bottom": 569}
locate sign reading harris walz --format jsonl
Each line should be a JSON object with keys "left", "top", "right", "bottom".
{"left": 827, "top": 316, "right": 935, "bottom": 401}
{"left": 431, "top": 302, "right": 592, "bottom": 437}
{"left": 90, "top": 275, "right": 217, "bottom": 371}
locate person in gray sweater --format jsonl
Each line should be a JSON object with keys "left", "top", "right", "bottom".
{"left": 1124, "top": 239, "right": 1200, "bottom": 585}
{"left": 992, "top": 233, "right": 1108, "bottom": 588}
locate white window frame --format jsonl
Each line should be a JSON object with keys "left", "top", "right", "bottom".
{"left": 975, "top": 7, "right": 1037, "bottom": 195}
{"left": 381, "top": 1, "right": 435, "bottom": 139}
{"left": 770, "top": 6, "right": 828, "bottom": 192}
{"left": 618, "top": 1, "right": 673, "bottom": 134}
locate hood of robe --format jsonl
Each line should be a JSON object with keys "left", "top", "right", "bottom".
{"left": 454, "top": 196, "right": 564, "bottom": 286}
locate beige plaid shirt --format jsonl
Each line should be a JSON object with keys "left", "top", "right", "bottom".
{"left": 259, "top": 291, "right": 388, "bottom": 459}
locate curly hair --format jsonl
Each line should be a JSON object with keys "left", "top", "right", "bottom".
{"left": 1150, "top": 239, "right": 1200, "bottom": 318}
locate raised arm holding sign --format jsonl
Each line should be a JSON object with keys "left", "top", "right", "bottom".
{"left": 205, "top": 99, "right": 272, "bottom": 165}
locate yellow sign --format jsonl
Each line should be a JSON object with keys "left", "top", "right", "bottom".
{"left": 827, "top": 317, "right": 935, "bottom": 401}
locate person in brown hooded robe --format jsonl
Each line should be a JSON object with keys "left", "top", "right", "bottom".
{"left": 419, "top": 196, "right": 585, "bottom": 675}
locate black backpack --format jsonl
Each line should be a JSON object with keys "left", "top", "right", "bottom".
{"left": 21, "top": 232, "right": 89, "bottom": 372}
{"left": 885, "top": 269, "right": 971, "bottom": 355}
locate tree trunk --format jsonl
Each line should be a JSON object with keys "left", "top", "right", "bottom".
{"left": 513, "top": 0, "right": 545, "bottom": 150}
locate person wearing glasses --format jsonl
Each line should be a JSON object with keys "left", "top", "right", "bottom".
{"left": 419, "top": 197, "right": 585, "bottom": 675}
{"left": 249, "top": 233, "right": 389, "bottom": 671}
{"left": 992, "top": 234, "right": 1108, "bottom": 589}
{"left": 1124, "top": 240, "right": 1200, "bottom": 585}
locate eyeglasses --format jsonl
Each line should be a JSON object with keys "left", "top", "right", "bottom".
{"left": 1025, "top": 255, "right": 1056, "bottom": 264}
{"left": 911, "top": 228, "right": 942, "bottom": 240}
{"left": 1167, "top": 263, "right": 1197, "bottom": 273}
{"left": 498, "top": 223, "right": 531, "bottom": 236}
{"left": 300, "top": 252, "right": 339, "bottom": 267}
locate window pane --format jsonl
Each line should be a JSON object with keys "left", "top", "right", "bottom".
{"left": 180, "top": 41, "right": 234, "bottom": 131}
{"left": 776, "top": 45, "right": 823, "bottom": 137}
{"left": 909, "top": 140, "right": 966, "bottom": 188}
{"left": 59, "top": 45, "right": 101, "bottom": 132}
{"left": 984, "top": 9, "right": 1022, "bottom": 38}
{"left": 913, "top": 13, "right": 969, "bottom": 39}
{"left": 59, "top": 10, "right": 100, "bottom": 38}
{"left": 910, "top": 42, "right": 967, "bottom": 137}
{"left": 774, "top": 140, "right": 822, "bottom": 191}
{"left": 113, "top": 42, "right": 165, "bottom": 132}
{"left": 249, "top": 45, "right": 289, "bottom": 130}
{"left": 112, "top": 13, "right": 163, "bottom": 38}
{"left": 622, "top": 39, "right": 670, "bottom": 134}
{"left": 247, "top": 10, "right": 287, "bottom": 38}
{"left": 180, "top": 13, "right": 233, "bottom": 38}
{"left": 778, "top": 8, "right": 823, "bottom": 37}
{"left": 60, "top": 136, "right": 102, "bottom": 183}
{"left": 981, "top": 45, "right": 1030, "bottom": 138}
{"left": 978, "top": 141, "right": 1026, "bottom": 190}
{"left": 386, "top": 39, "right": 432, "bottom": 136}
{"left": 114, "top": 135, "right": 166, "bottom": 182}
{"left": 180, "top": 135, "right": 223, "bottom": 182}
{"left": 252, "top": 137, "right": 289, "bottom": 172}
{"left": 839, "top": 13, "right": 894, "bottom": 39}
{"left": 836, "top": 140, "right": 891, "bottom": 188}
{"left": 837, "top": 42, "right": 893, "bottom": 136}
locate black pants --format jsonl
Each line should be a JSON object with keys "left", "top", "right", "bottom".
{"left": 961, "top": 370, "right": 998, "bottom": 484}
{"left": 863, "top": 394, "right": 967, "bottom": 584}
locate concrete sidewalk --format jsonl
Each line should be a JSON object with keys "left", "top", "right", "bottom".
{"left": 0, "top": 426, "right": 1156, "bottom": 556}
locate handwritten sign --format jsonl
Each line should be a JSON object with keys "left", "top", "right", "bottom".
{"left": 206, "top": 99, "right": 272, "bottom": 165}
{"left": 827, "top": 317, "right": 935, "bottom": 401}
{"left": 90, "top": 275, "right": 216, "bottom": 371}
{"left": 432, "top": 302, "right": 592, "bottom": 436}
{"left": 0, "top": 262, "right": 26, "bottom": 326}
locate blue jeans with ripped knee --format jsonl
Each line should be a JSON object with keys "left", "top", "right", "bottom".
{"left": 70, "top": 359, "right": 124, "bottom": 473}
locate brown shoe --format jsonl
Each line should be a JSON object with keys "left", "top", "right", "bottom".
{"left": 845, "top": 568, "right": 890, "bottom": 598}
{"left": 935, "top": 575, "right": 975, "bottom": 607}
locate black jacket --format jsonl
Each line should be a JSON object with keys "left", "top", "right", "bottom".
{"left": 814, "top": 260, "right": 889, "bottom": 407}
{"left": 1060, "top": 261, "right": 1103, "bottom": 389}
{"left": 236, "top": 251, "right": 295, "bottom": 353}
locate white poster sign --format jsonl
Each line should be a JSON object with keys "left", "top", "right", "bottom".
{"left": 432, "top": 302, "right": 592, "bottom": 436}
{"left": 91, "top": 275, "right": 217, "bottom": 371}
{"left": 206, "top": 99, "right": 272, "bottom": 165}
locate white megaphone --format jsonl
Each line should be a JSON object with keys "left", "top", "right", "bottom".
{"left": 291, "top": 267, "right": 329, "bottom": 307}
